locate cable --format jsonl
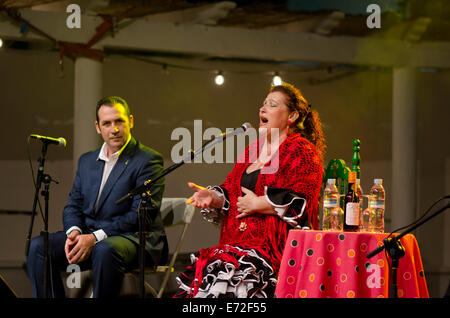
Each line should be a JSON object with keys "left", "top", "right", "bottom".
{"left": 387, "top": 194, "right": 450, "bottom": 240}
{"left": 113, "top": 52, "right": 332, "bottom": 75}
{"left": 383, "top": 194, "right": 450, "bottom": 291}
{"left": 26, "top": 136, "right": 45, "bottom": 222}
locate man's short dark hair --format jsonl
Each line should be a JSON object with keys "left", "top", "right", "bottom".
{"left": 96, "top": 96, "right": 131, "bottom": 122}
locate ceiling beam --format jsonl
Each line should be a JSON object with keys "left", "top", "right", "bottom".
{"left": 2, "top": 0, "right": 60, "bottom": 9}
{"left": 1, "top": 9, "right": 450, "bottom": 68}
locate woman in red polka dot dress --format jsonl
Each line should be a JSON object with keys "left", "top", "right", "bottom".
{"left": 174, "top": 82, "right": 326, "bottom": 298}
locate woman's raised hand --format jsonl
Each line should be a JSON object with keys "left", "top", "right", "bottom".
{"left": 186, "top": 182, "right": 214, "bottom": 209}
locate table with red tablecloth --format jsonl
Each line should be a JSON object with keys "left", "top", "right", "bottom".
{"left": 275, "top": 230, "right": 429, "bottom": 298}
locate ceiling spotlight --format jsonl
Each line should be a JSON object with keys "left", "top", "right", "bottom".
{"left": 214, "top": 71, "right": 224, "bottom": 86}
{"left": 272, "top": 72, "right": 282, "bottom": 86}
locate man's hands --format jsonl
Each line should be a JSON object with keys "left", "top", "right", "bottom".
{"left": 65, "top": 230, "right": 96, "bottom": 264}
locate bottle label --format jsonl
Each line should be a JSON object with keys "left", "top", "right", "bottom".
{"left": 345, "top": 202, "right": 359, "bottom": 226}
{"left": 323, "top": 198, "right": 338, "bottom": 208}
{"left": 370, "top": 201, "right": 385, "bottom": 209}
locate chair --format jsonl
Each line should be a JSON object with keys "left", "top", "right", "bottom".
{"left": 123, "top": 197, "right": 195, "bottom": 298}
{"left": 63, "top": 197, "right": 195, "bottom": 298}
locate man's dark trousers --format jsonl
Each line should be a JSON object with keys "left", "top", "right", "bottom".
{"left": 27, "top": 231, "right": 142, "bottom": 298}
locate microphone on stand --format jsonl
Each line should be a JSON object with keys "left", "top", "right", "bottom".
{"left": 115, "top": 122, "right": 252, "bottom": 205}
{"left": 193, "top": 122, "right": 252, "bottom": 160}
{"left": 217, "top": 122, "right": 252, "bottom": 140}
{"left": 30, "top": 134, "right": 67, "bottom": 147}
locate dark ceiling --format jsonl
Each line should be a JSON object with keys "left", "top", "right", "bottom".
{"left": 1, "top": 0, "right": 450, "bottom": 42}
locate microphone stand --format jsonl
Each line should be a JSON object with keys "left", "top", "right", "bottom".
{"left": 25, "top": 142, "right": 48, "bottom": 257}
{"left": 41, "top": 174, "right": 59, "bottom": 298}
{"left": 116, "top": 132, "right": 237, "bottom": 298}
{"left": 367, "top": 201, "right": 450, "bottom": 298}
{"left": 137, "top": 192, "right": 151, "bottom": 299}
{"left": 25, "top": 141, "right": 58, "bottom": 298}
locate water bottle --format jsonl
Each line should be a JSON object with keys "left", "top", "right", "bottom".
{"left": 359, "top": 198, "right": 372, "bottom": 232}
{"left": 369, "top": 179, "right": 385, "bottom": 233}
{"left": 322, "top": 179, "right": 343, "bottom": 231}
{"left": 358, "top": 179, "right": 374, "bottom": 232}
{"left": 357, "top": 178, "right": 368, "bottom": 232}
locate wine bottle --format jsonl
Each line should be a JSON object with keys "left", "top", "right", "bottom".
{"left": 344, "top": 171, "right": 360, "bottom": 231}
{"left": 351, "top": 139, "right": 363, "bottom": 198}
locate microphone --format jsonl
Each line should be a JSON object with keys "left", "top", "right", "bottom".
{"left": 218, "top": 122, "right": 252, "bottom": 139}
{"left": 30, "top": 134, "right": 67, "bottom": 147}
{"left": 116, "top": 123, "right": 252, "bottom": 205}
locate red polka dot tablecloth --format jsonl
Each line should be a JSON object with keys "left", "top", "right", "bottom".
{"left": 275, "top": 230, "right": 428, "bottom": 298}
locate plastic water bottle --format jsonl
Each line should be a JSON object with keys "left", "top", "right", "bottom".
{"left": 357, "top": 178, "right": 369, "bottom": 232}
{"left": 369, "top": 179, "right": 385, "bottom": 233}
{"left": 359, "top": 199, "right": 371, "bottom": 232}
{"left": 322, "top": 179, "right": 343, "bottom": 231}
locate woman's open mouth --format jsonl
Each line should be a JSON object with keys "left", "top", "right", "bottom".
{"left": 260, "top": 116, "right": 268, "bottom": 126}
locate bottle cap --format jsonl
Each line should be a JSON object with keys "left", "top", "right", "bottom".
{"left": 374, "top": 179, "right": 383, "bottom": 185}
